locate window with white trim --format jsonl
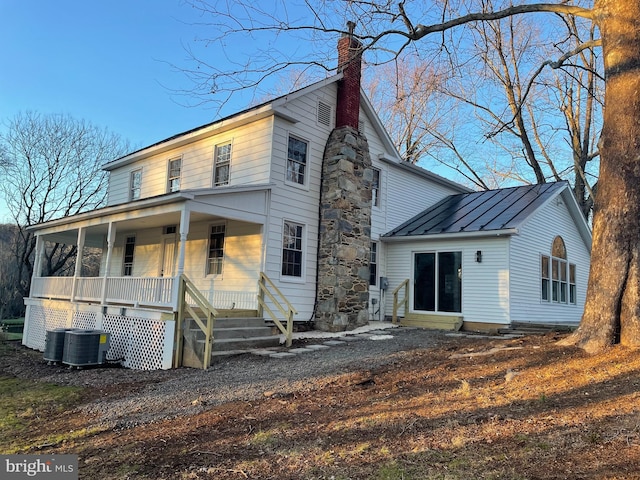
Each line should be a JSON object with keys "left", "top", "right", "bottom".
{"left": 286, "top": 136, "right": 307, "bottom": 185}
{"left": 206, "top": 224, "right": 226, "bottom": 275}
{"left": 214, "top": 143, "right": 232, "bottom": 186}
{"left": 541, "top": 236, "right": 576, "bottom": 304}
{"left": 369, "top": 242, "right": 378, "bottom": 286}
{"left": 167, "top": 158, "right": 182, "bottom": 192}
{"left": 130, "top": 169, "right": 142, "bottom": 201}
{"left": 413, "top": 251, "right": 462, "bottom": 313}
{"left": 371, "top": 168, "right": 381, "bottom": 207}
{"left": 122, "top": 235, "right": 136, "bottom": 276}
{"left": 282, "top": 221, "right": 304, "bottom": 277}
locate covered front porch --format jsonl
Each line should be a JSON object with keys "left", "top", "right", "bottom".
{"left": 27, "top": 188, "right": 271, "bottom": 310}
{"left": 22, "top": 188, "right": 293, "bottom": 369}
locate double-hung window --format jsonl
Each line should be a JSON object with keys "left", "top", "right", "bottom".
{"left": 168, "top": 158, "right": 182, "bottom": 192}
{"left": 214, "top": 143, "right": 232, "bottom": 186}
{"left": 130, "top": 169, "right": 142, "bottom": 201}
{"left": 123, "top": 236, "right": 136, "bottom": 276}
{"left": 286, "top": 136, "right": 308, "bottom": 185}
{"left": 371, "top": 168, "right": 381, "bottom": 207}
{"left": 282, "top": 221, "right": 304, "bottom": 277}
{"left": 207, "top": 224, "right": 226, "bottom": 275}
{"left": 369, "top": 242, "right": 378, "bottom": 286}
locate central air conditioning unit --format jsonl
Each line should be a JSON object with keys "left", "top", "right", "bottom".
{"left": 43, "top": 328, "right": 80, "bottom": 363}
{"left": 62, "top": 329, "right": 111, "bottom": 368}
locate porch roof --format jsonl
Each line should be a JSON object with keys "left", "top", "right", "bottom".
{"left": 28, "top": 184, "right": 272, "bottom": 246}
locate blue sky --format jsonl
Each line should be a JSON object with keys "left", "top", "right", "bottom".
{"left": 1, "top": 0, "right": 268, "bottom": 222}
{"left": 0, "top": 1, "right": 248, "bottom": 150}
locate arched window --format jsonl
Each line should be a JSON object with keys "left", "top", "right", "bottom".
{"left": 541, "top": 236, "right": 576, "bottom": 305}
{"left": 551, "top": 236, "right": 566, "bottom": 259}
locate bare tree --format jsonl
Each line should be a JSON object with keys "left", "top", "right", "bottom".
{"left": 183, "top": 0, "right": 640, "bottom": 353}
{"left": 422, "top": 4, "right": 602, "bottom": 213}
{"left": 0, "top": 112, "right": 130, "bottom": 297}
{"left": 0, "top": 225, "right": 23, "bottom": 319}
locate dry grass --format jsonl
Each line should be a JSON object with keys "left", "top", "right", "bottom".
{"left": 6, "top": 333, "right": 640, "bottom": 479}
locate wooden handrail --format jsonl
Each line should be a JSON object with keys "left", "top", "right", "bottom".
{"left": 174, "top": 274, "right": 218, "bottom": 369}
{"left": 392, "top": 279, "right": 410, "bottom": 324}
{"left": 257, "top": 272, "right": 297, "bottom": 347}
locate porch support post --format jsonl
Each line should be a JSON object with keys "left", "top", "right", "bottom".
{"left": 101, "top": 221, "right": 116, "bottom": 305}
{"left": 70, "top": 227, "right": 86, "bottom": 303}
{"left": 177, "top": 207, "right": 190, "bottom": 277}
{"left": 29, "top": 234, "right": 45, "bottom": 297}
{"left": 34, "top": 235, "right": 45, "bottom": 278}
{"left": 172, "top": 206, "right": 190, "bottom": 310}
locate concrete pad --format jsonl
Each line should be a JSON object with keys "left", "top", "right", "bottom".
{"left": 323, "top": 340, "right": 347, "bottom": 346}
{"left": 289, "top": 348, "right": 315, "bottom": 354}
{"left": 269, "top": 352, "right": 297, "bottom": 359}
{"left": 341, "top": 335, "right": 365, "bottom": 342}
{"left": 251, "top": 349, "right": 278, "bottom": 356}
{"left": 369, "top": 334, "right": 395, "bottom": 340}
{"left": 305, "top": 344, "right": 331, "bottom": 350}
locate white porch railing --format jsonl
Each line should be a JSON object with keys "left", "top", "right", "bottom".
{"left": 31, "top": 276, "right": 176, "bottom": 308}
{"left": 30, "top": 276, "right": 259, "bottom": 311}
{"left": 74, "top": 277, "right": 104, "bottom": 302}
{"left": 106, "top": 277, "right": 175, "bottom": 306}
{"left": 30, "top": 276, "right": 74, "bottom": 300}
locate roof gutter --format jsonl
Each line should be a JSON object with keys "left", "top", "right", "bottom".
{"left": 380, "top": 228, "right": 519, "bottom": 243}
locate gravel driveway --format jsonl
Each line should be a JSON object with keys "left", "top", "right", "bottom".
{"left": 2, "top": 324, "right": 451, "bottom": 429}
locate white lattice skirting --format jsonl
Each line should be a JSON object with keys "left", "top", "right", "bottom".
{"left": 23, "top": 302, "right": 175, "bottom": 370}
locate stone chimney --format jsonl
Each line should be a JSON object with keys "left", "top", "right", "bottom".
{"left": 335, "top": 21, "right": 363, "bottom": 130}
{"left": 314, "top": 23, "right": 372, "bottom": 332}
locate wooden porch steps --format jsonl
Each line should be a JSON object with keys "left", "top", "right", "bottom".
{"left": 214, "top": 316, "right": 280, "bottom": 351}
{"left": 185, "top": 314, "right": 281, "bottom": 355}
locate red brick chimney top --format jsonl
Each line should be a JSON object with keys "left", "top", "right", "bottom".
{"left": 336, "top": 22, "right": 362, "bottom": 130}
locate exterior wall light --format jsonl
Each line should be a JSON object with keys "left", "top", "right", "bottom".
{"left": 476, "top": 250, "right": 482, "bottom": 263}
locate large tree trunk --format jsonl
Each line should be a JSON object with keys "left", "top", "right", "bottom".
{"left": 561, "top": 0, "right": 640, "bottom": 352}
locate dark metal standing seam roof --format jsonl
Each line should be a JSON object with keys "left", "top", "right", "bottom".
{"left": 384, "top": 182, "right": 568, "bottom": 237}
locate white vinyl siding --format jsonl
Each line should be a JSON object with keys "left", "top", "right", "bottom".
{"left": 263, "top": 90, "right": 336, "bottom": 319}
{"left": 509, "top": 198, "right": 590, "bottom": 325}
{"left": 106, "top": 117, "right": 273, "bottom": 206}
{"left": 107, "top": 220, "right": 262, "bottom": 303}
{"left": 381, "top": 164, "right": 463, "bottom": 235}
{"left": 384, "top": 237, "right": 511, "bottom": 325}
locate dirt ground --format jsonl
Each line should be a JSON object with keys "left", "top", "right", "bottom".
{"left": 3, "top": 331, "right": 640, "bottom": 479}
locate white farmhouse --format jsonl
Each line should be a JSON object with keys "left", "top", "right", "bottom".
{"left": 22, "top": 33, "right": 591, "bottom": 370}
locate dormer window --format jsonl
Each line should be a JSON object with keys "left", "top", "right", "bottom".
{"left": 168, "top": 158, "right": 182, "bottom": 192}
